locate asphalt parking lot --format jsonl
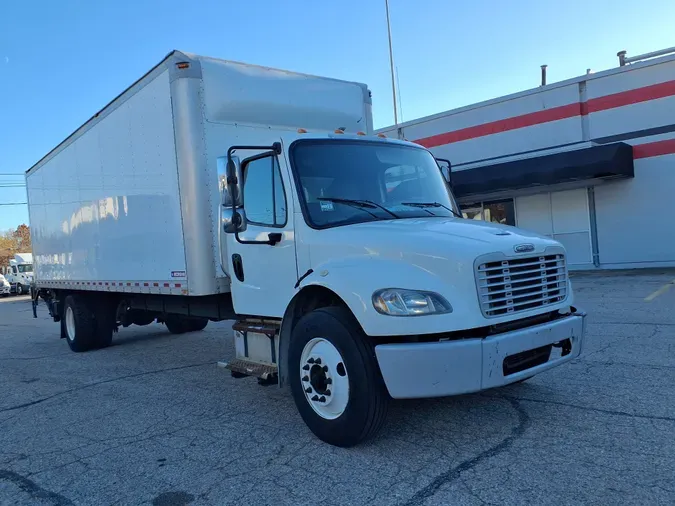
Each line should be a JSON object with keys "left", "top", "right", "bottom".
{"left": 1, "top": 270, "right": 674, "bottom": 506}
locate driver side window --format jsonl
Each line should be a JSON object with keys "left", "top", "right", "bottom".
{"left": 242, "top": 155, "right": 287, "bottom": 227}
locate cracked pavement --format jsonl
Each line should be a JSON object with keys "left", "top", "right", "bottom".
{"left": 1, "top": 269, "right": 674, "bottom": 505}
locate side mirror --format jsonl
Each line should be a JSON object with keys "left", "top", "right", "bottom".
{"left": 217, "top": 155, "right": 243, "bottom": 208}
{"left": 436, "top": 158, "right": 453, "bottom": 188}
{"left": 217, "top": 155, "right": 247, "bottom": 234}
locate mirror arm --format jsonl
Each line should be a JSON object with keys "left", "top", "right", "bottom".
{"left": 226, "top": 143, "right": 284, "bottom": 246}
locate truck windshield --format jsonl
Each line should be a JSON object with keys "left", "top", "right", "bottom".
{"left": 18, "top": 264, "right": 33, "bottom": 273}
{"left": 290, "top": 140, "right": 460, "bottom": 228}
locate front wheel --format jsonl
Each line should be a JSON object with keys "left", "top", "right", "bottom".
{"left": 16, "top": 284, "right": 24, "bottom": 296}
{"left": 289, "top": 306, "right": 389, "bottom": 447}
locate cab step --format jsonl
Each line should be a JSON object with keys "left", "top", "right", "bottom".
{"left": 218, "top": 359, "right": 278, "bottom": 384}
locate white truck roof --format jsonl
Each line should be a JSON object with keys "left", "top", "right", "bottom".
{"left": 12, "top": 253, "right": 32, "bottom": 264}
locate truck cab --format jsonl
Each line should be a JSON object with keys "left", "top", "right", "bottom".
{"left": 6, "top": 253, "right": 33, "bottom": 295}
{"left": 219, "top": 130, "right": 585, "bottom": 446}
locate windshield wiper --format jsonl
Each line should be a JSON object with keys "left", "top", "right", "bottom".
{"left": 318, "top": 197, "right": 400, "bottom": 219}
{"left": 401, "top": 202, "right": 463, "bottom": 219}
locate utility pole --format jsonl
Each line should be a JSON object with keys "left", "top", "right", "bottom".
{"left": 385, "top": 0, "right": 398, "bottom": 125}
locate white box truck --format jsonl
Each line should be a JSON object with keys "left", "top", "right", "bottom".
{"left": 26, "top": 51, "right": 586, "bottom": 446}
{"left": 5, "top": 252, "right": 33, "bottom": 295}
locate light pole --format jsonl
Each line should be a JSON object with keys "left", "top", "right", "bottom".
{"left": 385, "top": 0, "right": 398, "bottom": 126}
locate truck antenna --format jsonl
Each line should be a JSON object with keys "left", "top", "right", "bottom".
{"left": 385, "top": 0, "right": 399, "bottom": 126}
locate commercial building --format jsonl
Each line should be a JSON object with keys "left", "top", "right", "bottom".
{"left": 378, "top": 47, "right": 675, "bottom": 269}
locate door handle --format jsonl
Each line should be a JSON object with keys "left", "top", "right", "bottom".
{"left": 232, "top": 254, "right": 244, "bottom": 282}
{"left": 267, "top": 233, "right": 282, "bottom": 245}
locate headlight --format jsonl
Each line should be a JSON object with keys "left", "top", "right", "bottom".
{"left": 372, "top": 289, "right": 452, "bottom": 316}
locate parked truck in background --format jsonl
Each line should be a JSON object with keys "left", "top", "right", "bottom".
{"left": 26, "top": 51, "right": 586, "bottom": 446}
{"left": 4, "top": 253, "right": 33, "bottom": 295}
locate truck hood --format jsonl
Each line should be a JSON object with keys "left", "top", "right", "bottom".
{"left": 302, "top": 217, "right": 570, "bottom": 334}
{"left": 306, "top": 217, "right": 560, "bottom": 264}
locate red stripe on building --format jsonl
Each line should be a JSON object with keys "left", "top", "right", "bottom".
{"left": 587, "top": 80, "right": 675, "bottom": 113}
{"left": 415, "top": 103, "right": 581, "bottom": 148}
{"left": 633, "top": 139, "right": 675, "bottom": 159}
{"left": 414, "top": 80, "right": 675, "bottom": 149}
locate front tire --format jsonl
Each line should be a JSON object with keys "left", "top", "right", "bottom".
{"left": 289, "top": 306, "right": 389, "bottom": 447}
{"left": 16, "top": 284, "right": 24, "bottom": 296}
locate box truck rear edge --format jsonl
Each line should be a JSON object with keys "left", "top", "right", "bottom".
{"left": 26, "top": 51, "right": 586, "bottom": 447}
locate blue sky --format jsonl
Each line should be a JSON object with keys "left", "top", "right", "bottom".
{"left": 1, "top": 0, "right": 674, "bottom": 230}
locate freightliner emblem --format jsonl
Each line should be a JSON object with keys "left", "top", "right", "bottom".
{"left": 514, "top": 243, "right": 535, "bottom": 253}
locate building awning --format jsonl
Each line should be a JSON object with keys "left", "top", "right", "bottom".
{"left": 451, "top": 142, "right": 634, "bottom": 198}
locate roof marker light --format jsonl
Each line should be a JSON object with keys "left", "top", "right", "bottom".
{"left": 176, "top": 62, "right": 190, "bottom": 69}
{"left": 377, "top": 133, "right": 387, "bottom": 138}
{"left": 334, "top": 129, "right": 345, "bottom": 134}
{"left": 297, "top": 128, "right": 308, "bottom": 133}
{"left": 356, "top": 131, "right": 366, "bottom": 136}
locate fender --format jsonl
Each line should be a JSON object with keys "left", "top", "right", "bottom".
{"left": 278, "top": 256, "right": 471, "bottom": 387}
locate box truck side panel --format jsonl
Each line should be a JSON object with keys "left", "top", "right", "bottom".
{"left": 27, "top": 70, "right": 188, "bottom": 290}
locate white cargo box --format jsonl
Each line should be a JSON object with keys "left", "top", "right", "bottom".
{"left": 26, "top": 51, "right": 372, "bottom": 296}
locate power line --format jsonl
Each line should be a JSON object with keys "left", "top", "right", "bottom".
{"left": 0, "top": 202, "right": 27, "bottom": 206}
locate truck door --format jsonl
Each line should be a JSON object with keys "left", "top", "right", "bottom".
{"left": 222, "top": 144, "right": 298, "bottom": 317}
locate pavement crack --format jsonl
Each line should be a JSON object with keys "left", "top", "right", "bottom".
{"left": 0, "top": 361, "right": 214, "bottom": 413}
{"left": 0, "top": 469, "right": 73, "bottom": 505}
{"left": 491, "top": 394, "right": 675, "bottom": 422}
{"left": 401, "top": 398, "right": 529, "bottom": 506}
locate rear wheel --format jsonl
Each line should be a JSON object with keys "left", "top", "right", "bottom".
{"left": 92, "top": 301, "right": 115, "bottom": 349}
{"left": 165, "top": 315, "right": 208, "bottom": 334}
{"left": 289, "top": 306, "right": 389, "bottom": 447}
{"left": 63, "top": 295, "right": 96, "bottom": 352}
{"left": 188, "top": 318, "right": 208, "bottom": 332}
{"left": 165, "top": 315, "right": 188, "bottom": 334}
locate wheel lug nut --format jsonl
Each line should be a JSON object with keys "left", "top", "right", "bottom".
{"left": 305, "top": 387, "right": 312, "bottom": 393}
{"left": 302, "top": 364, "right": 310, "bottom": 371}
{"left": 319, "top": 396, "right": 326, "bottom": 402}
{"left": 311, "top": 395, "right": 319, "bottom": 401}
{"left": 315, "top": 358, "right": 322, "bottom": 365}
{"left": 307, "top": 358, "right": 315, "bottom": 364}
{"left": 302, "top": 375, "right": 309, "bottom": 382}
{"left": 325, "top": 378, "right": 332, "bottom": 385}
{"left": 322, "top": 365, "right": 328, "bottom": 372}
{"left": 325, "top": 390, "right": 331, "bottom": 396}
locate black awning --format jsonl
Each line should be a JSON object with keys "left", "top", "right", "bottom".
{"left": 451, "top": 142, "right": 634, "bottom": 198}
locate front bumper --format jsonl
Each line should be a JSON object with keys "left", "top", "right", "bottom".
{"left": 375, "top": 310, "right": 586, "bottom": 399}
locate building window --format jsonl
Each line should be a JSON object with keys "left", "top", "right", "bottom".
{"left": 460, "top": 199, "right": 515, "bottom": 226}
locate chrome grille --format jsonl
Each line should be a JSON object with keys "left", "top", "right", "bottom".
{"left": 476, "top": 254, "right": 567, "bottom": 318}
